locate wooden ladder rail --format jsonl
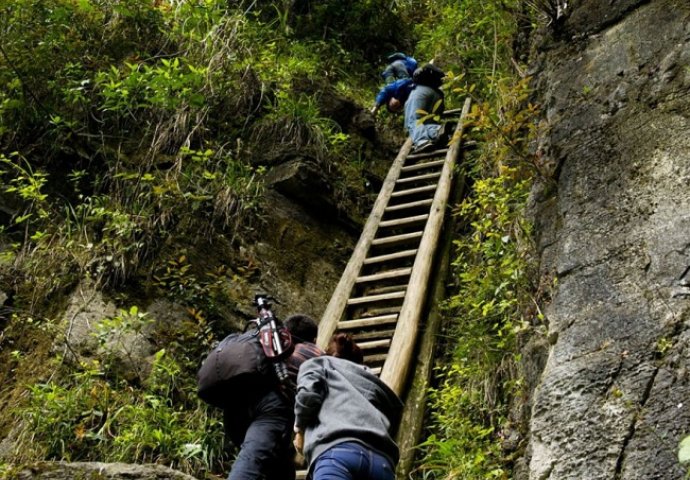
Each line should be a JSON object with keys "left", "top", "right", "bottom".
{"left": 315, "top": 139, "right": 414, "bottom": 348}
{"left": 316, "top": 97, "right": 472, "bottom": 395}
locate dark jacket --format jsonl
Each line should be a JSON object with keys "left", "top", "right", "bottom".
{"left": 381, "top": 55, "right": 418, "bottom": 82}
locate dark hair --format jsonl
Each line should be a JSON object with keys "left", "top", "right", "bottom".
{"left": 326, "top": 333, "right": 363, "bottom": 364}
{"left": 285, "top": 314, "right": 318, "bottom": 344}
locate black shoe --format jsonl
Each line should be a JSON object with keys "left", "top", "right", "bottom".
{"left": 436, "top": 132, "right": 451, "bottom": 148}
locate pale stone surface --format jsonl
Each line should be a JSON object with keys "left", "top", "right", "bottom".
{"left": 524, "top": 0, "right": 690, "bottom": 478}
{"left": 14, "top": 461, "right": 198, "bottom": 480}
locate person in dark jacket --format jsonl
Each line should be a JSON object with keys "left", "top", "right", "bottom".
{"left": 293, "top": 333, "right": 403, "bottom": 480}
{"left": 224, "top": 314, "right": 322, "bottom": 480}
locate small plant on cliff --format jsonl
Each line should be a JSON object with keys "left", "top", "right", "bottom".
{"left": 679, "top": 435, "right": 690, "bottom": 478}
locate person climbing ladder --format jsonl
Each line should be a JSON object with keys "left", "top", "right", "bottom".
{"left": 404, "top": 63, "right": 448, "bottom": 152}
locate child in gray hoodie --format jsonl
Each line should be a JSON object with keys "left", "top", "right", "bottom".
{"left": 293, "top": 333, "right": 403, "bottom": 480}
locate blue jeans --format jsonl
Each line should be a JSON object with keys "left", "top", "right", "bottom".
{"left": 404, "top": 85, "right": 444, "bottom": 147}
{"left": 312, "top": 442, "right": 395, "bottom": 480}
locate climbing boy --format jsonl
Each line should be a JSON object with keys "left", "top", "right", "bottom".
{"left": 404, "top": 63, "right": 448, "bottom": 152}
{"left": 381, "top": 52, "right": 418, "bottom": 84}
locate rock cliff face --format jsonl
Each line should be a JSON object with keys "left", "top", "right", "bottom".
{"left": 524, "top": 0, "right": 690, "bottom": 478}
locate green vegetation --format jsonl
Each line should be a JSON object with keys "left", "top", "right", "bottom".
{"left": 15, "top": 346, "right": 224, "bottom": 473}
{"left": 0, "top": 0, "right": 554, "bottom": 478}
{"left": 0, "top": 1, "right": 406, "bottom": 476}
{"left": 394, "top": 1, "right": 549, "bottom": 478}
{"left": 679, "top": 435, "right": 690, "bottom": 478}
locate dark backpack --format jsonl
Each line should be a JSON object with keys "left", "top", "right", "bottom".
{"left": 413, "top": 64, "right": 446, "bottom": 89}
{"left": 197, "top": 331, "right": 276, "bottom": 408}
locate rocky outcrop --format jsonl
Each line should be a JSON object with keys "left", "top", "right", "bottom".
{"left": 58, "top": 285, "right": 156, "bottom": 382}
{"left": 12, "top": 461, "right": 198, "bottom": 480}
{"left": 523, "top": 0, "right": 690, "bottom": 478}
{"left": 265, "top": 160, "right": 340, "bottom": 220}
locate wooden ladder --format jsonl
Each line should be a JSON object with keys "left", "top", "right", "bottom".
{"left": 316, "top": 97, "right": 472, "bottom": 395}
{"left": 295, "top": 99, "right": 471, "bottom": 479}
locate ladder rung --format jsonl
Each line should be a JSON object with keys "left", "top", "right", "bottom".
{"left": 391, "top": 184, "right": 436, "bottom": 197}
{"left": 401, "top": 159, "right": 444, "bottom": 173}
{"left": 396, "top": 172, "right": 441, "bottom": 184}
{"left": 364, "top": 353, "right": 388, "bottom": 362}
{"left": 379, "top": 214, "right": 429, "bottom": 228}
{"left": 385, "top": 199, "right": 433, "bottom": 212}
{"left": 364, "top": 249, "right": 417, "bottom": 264}
{"left": 406, "top": 148, "right": 449, "bottom": 160}
{"left": 347, "top": 291, "right": 406, "bottom": 305}
{"left": 360, "top": 306, "right": 402, "bottom": 317}
{"left": 352, "top": 329, "right": 396, "bottom": 341}
{"left": 372, "top": 231, "right": 423, "bottom": 246}
{"left": 338, "top": 314, "right": 399, "bottom": 329}
{"left": 356, "top": 268, "right": 412, "bottom": 283}
{"left": 366, "top": 284, "right": 409, "bottom": 295}
{"left": 358, "top": 339, "right": 391, "bottom": 350}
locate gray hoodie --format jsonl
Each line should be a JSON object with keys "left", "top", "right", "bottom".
{"left": 294, "top": 356, "right": 403, "bottom": 470}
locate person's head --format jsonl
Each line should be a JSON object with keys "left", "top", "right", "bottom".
{"left": 285, "top": 314, "right": 318, "bottom": 344}
{"left": 387, "top": 97, "right": 403, "bottom": 113}
{"left": 326, "top": 332, "right": 363, "bottom": 364}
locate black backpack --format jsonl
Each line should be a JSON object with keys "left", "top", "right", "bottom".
{"left": 197, "top": 331, "right": 276, "bottom": 408}
{"left": 413, "top": 64, "right": 446, "bottom": 89}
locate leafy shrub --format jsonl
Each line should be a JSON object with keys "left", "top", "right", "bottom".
{"left": 399, "top": 0, "right": 522, "bottom": 97}
{"left": 290, "top": 0, "right": 411, "bottom": 61}
{"left": 417, "top": 162, "right": 532, "bottom": 479}
{"left": 0, "top": 0, "right": 167, "bottom": 151}
{"left": 412, "top": 17, "right": 540, "bottom": 476}
{"left": 15, "top": 349, "right": 225, "bottom": 476}
{"left": 250, "top": 91, "right": 344, "bottom": 164}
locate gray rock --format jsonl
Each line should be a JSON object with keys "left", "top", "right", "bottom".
{"left": 265, "top": 160, "right": 337, "bottom": 220}
{"left": 60, "top": 284, "right": 118, "bottom": 360}
{"left": 523, "top": 0, "right": 690, "bottom": 478}
{"left": 12, "top": 461, "right": 198, "bottom": 480}
{"left": 58, "top": 284, "right": 155, "bottom": 382}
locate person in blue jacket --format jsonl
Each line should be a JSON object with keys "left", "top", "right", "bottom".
{"left": 370, "top": 77, "right": 414, "bottom": 115}
{"left": 381, "top": 52, "right": 418, "bottom": 84}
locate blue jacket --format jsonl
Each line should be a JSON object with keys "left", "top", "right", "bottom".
{"left": 375, "top": 78, "right": 414, "bottom": 107}
{"left": 381, "top": 55, "right": 418, "bottom": 82}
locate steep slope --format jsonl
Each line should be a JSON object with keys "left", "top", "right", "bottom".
{"left": 524, "top": 0, "right": 690, "bottom": 478}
